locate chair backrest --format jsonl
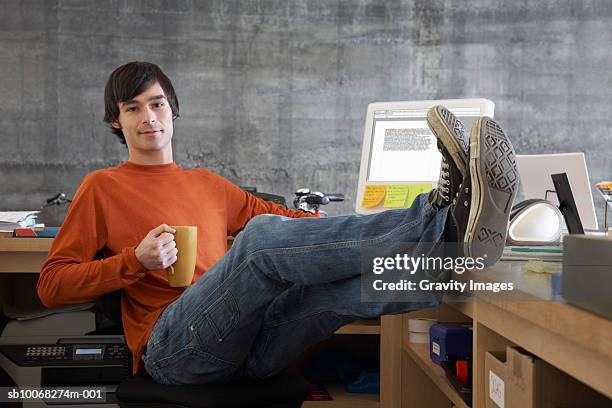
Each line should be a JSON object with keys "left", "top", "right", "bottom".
{"left": 96, "top": 289, "right": 123, "bottom": 327}
{"left": 92, "top": 248, "right": 123, "bottom": 327}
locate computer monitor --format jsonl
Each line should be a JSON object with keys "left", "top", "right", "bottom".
{"left": 516, "top": 153, "right": 598, "bottom": 230}
{"left": 355, "top": 99, "right": 495, "bottom": 214}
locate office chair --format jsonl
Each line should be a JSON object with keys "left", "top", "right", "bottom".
{"left": 97, "top": 291, "right": 311, "bottom": 408}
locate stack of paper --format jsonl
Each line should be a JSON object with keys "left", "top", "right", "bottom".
{"left": 0, "top": 211, "right": 40, "bottom": 232}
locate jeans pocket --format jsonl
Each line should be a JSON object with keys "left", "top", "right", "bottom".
{"left": 193, "top": 290, "right": 240, "bottom": 344}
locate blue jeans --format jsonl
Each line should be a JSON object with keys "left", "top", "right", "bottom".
{"left": 142, "top": 193, "right": 449, "bottom": 385}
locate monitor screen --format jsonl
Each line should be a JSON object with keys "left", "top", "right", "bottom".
{"left": 367, "top": 107, "right": 481, "bottom": 183}
{"left": 367, "top": 114, "right": 441, "bottom": 183}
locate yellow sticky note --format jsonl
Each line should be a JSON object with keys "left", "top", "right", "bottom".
{"left": 406, "top": 184, "right": 435, "bottom": 208}
{"left": 361, "top": 185, "right": 386, "bottom": 208}
{"left": 383, "top": 185, "right": 411, "bottom": 208}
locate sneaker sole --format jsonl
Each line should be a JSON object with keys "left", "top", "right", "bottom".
{"left": 465, "top": 117, "right": 518, "bottom": 267}
{"left": 426, "top": 105, "right": 468, "bottom": 176}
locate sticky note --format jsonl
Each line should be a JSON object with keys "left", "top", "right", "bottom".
{"left": 406, "top": 184, "right": 435, "bottom": 207}
{"left": 361, "top": 185, "right": 386, "bottom": 208}
{"left": 383, "top": 185, "right": 411, "bottom": 208}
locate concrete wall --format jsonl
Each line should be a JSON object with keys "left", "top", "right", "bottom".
{"left": 1, "top": 0, "right": 611, "bottom": 223}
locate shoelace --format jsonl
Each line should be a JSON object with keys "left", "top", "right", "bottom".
{"left": 438, "top": 159, "right": 451, "bottom": 202}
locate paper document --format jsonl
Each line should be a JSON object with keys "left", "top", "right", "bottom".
{"left": 0, "top": 211, "right": 39, "bottom": 232}
{"left": 0, "top": 211, "right": 40, "bottom": 223}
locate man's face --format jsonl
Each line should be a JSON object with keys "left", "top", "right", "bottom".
{"left": 112, "top": 81, "right": 174, "bottom": 157}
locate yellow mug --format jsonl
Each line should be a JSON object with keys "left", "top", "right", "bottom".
{"left": 166, "top": 226, "right": 197, "bottom": 287}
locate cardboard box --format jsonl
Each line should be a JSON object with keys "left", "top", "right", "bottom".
{"left": 485, "top": 347, "right": 610, "bottom": 408}
{"left": 485, "top": 351, "right": 507, "bottom": 408}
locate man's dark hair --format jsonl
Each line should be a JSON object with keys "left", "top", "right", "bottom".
{"left": 104, "top": 61, "right": 180, "bottom": 144}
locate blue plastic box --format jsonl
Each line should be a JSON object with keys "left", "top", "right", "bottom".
{"left": 429, "top": 323, "right": 472, "bottom": 365}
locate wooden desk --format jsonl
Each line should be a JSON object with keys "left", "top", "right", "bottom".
{"left": 0, "top": 237, "right": 53, "bottom": 273}
{"left": 3, "top": 239, "right": 610, "bottom": 407}
{"left": 400, "top": 261, "right": 612, "bottom": 407}
{"left": 0, "top": 237, "right": 53, "bottom": 309}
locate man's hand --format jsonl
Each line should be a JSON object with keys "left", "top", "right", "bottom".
{"left": 135, "top": 224, "right": 178, "bottom": 271}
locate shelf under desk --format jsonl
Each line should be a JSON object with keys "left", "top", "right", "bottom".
{"left": 402, "top": 340, "right": 469, "bottom": 408}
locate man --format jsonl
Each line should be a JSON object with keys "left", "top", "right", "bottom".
{"left": 37, "top": 61, "right": 518, "bottom": 385}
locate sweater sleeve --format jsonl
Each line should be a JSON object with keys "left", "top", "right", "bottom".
{"left": 220, "top": 175, "right": 317, "bottom": 237}
{"left": 37, "top": 173, "right": 147, "bottom": 308}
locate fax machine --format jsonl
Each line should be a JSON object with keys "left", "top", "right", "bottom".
{"left": 0, "top": 309, "right": 130, "bottom": 408}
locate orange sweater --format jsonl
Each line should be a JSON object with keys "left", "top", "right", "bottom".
{"left": 37, "top": 161, "right": 314, "bottom": 375}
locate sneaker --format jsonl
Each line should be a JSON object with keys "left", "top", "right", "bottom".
{"left": 454, "top": 117, "right": 519, "bottom": 266}
{"left": 426, "top": 105, "right": 469, "bottom": 209}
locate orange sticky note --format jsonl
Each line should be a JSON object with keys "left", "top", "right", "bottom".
{"left": 361, "top": 185, "right": 386, "bottom": 208}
